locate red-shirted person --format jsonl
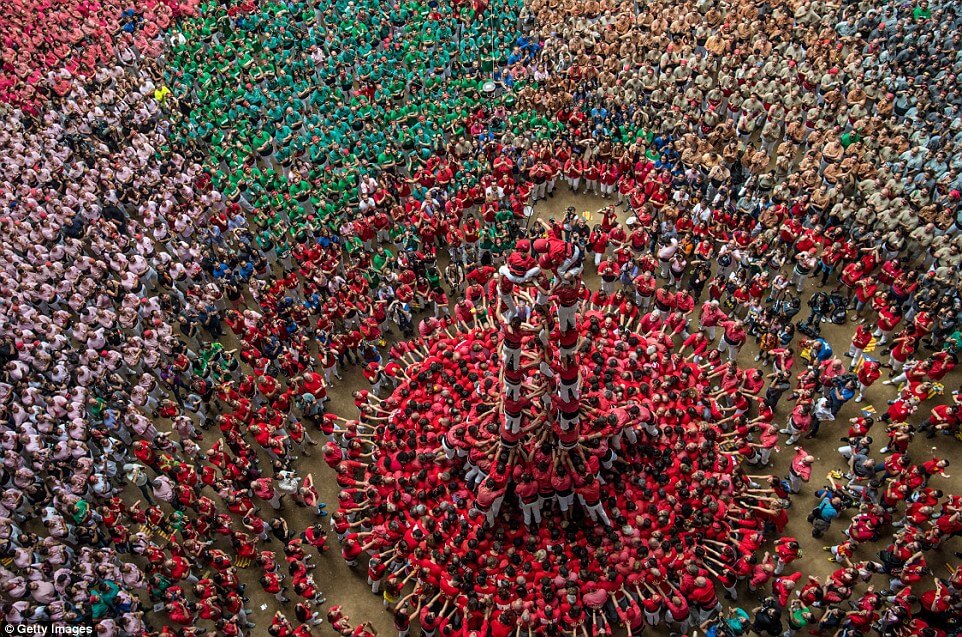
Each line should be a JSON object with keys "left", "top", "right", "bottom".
{"left": 718, "top": 319, "right": 746, "bottom": 361}
{"left": 848, "top": 322, "right": 873, "bottom": 366}
{"left": 855, "top": 359, "right": 881, "bottom": 403}
{"left": 773, "top": 537, "right": 801, "bottom": 574}
{"left": 875, "top": 301, "right": 902, "bottom": 346}
{"left": 919, "top": 401, "right": 959, "bottom": 438}
{"left": 787, "top": 448, "right": 815, "bottom": 493}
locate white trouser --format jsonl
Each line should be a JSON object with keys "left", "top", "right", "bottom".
{"left": 503, "top": 346, "right": 520, "bottom": 370}
{"left": 718, "top": 339, "right": 739, "bottom": 360}
{"left": 521, "top": 501, "right": 542, "bottom": 526}
{"left": 753, "top": 446, "right": 773, "bottom": 466}
{"left": 585, "top": 501, "right": 611, "bottom": 526}
{"left": 788, "top": 470, "right": 802, "bottom": 493}
{"left": 558, "top": 382, "right": 579, "bottom": 402}
{"left": 793, "top": 273, "right": 808, "bottom": 292}
{"left": 848, "top": 344, "right": 864, "bottom": 366}
{"left": 558, "top": 303, "right": 578, "bottom": 332}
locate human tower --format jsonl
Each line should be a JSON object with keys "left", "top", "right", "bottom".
{"left": 327, "top": 235, "right": 782, "bottom": 634}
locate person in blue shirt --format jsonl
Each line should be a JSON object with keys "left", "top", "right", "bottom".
{"left": 808, "top": 337, "right": 833, "bottom": 362}
{"left": 726, "top": 608, "right": 752, "bottom": 635}
{"left": 809, "top": 488, "right": 842, "bottom": 534}
{"left": 827, "top": 377, "right": 857, "bottom": 415}
{"left": 212, "top": 262, "right": 231, "bottom": 279}
{"left": 237, "top": 261, "right": 255, "bottom": 280}
{"left": 590, "top": 105, "right": 608, "bottom": 121}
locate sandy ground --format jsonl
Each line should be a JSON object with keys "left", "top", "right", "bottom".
{"left": 152, "top": 183, "right": 962, "bottom": 635}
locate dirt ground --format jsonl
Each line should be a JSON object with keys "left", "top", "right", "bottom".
{"left": 170, "top": 183, "right": 962, "bottom": 635}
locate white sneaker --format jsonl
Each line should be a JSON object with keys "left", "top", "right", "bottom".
{"left": 855, "top": 395, "right": 863, "bottom": 403}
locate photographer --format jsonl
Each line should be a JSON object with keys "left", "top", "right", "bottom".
{"left": 808, "top": 488, "right": 843, "bottom": 538}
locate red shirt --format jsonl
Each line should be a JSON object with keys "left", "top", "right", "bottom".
{"left": 852, "top": 324, "right": 873, "bottom": 349}
{"left": 857, "top": 362, "right": 881, "bottom": 386}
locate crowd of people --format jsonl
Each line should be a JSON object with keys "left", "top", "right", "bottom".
{"left": 0, "top": 0, "right": 961, "bottom": 634}
{"left": 326, "top": 239, "right": 793, "bottom": 635}
{"left": 0, "top": 0, "right": 199, "bottom": 110}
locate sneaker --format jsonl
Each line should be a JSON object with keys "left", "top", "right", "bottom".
{"left": 855, "top": 395, "right": 863, "bottom": 403}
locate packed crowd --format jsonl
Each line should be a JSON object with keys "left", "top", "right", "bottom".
{"left": 0, "top": 0, "right": 961, "bottom": 634}
{"left": 325, "top": 239, "right": 794, "bottom": 635}
{"left": 0, "top": 0, "right": 199, "bottom": 110}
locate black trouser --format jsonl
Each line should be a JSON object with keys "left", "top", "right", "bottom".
{"left": 764, "top": 387, "right": 787, "bottom": 409}
{"left": 137, "top": 482, "right": 156, "bottom": 505}
{"left": 802, "top": 310, "right": 824, "bottom": 328}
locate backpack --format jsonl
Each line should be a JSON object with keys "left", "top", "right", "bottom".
{"left": 811, "top": 516, "right": 830, "bottom": 538}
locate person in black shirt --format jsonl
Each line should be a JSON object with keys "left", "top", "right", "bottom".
{"left": 751, "top": 597, "right": 782, "bottom": 637}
